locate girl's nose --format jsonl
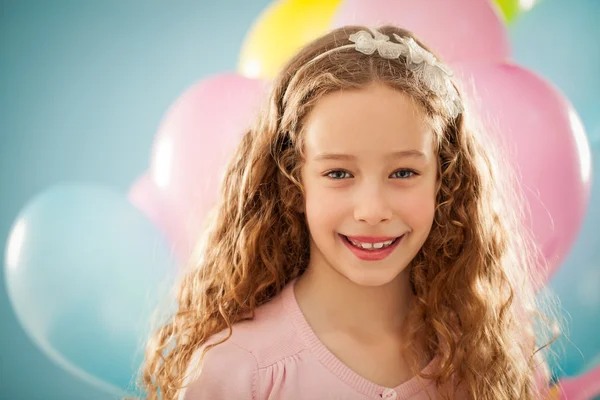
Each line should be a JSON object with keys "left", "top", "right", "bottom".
{"left": 353, "top": 183, "right": 392, "bottom": 225}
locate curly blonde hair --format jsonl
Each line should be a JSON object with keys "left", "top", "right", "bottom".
{"left": 135, "top": 25, "right": 562, "bottom": 400}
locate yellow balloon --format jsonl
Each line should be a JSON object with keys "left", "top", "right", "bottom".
{"left": 238, "top": 0, "right": 342, "bottom": 80}
{"left": 546, "top": 384, "right": 562, "bottom": 400}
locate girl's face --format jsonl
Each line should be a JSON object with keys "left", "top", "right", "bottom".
{"left": 300, "top": 82, "right": 438, "bottom": 287}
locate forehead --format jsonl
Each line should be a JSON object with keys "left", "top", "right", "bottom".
{"left": 302, "top": 83, "right": 435, "bottom": 161}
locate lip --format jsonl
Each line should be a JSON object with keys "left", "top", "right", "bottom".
{"left": 339, "top": 233, "right": 404, "bottom": 261}
{"left": 345, "top": 235, "right": 399, "bottom": 243}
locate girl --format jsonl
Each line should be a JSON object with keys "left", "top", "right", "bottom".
{"left": 138, "top": 25, "right": 560, "bottom": 399}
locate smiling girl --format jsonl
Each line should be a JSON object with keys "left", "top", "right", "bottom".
{"left": 138, "top": 25, "right": 558, "bottom": 400}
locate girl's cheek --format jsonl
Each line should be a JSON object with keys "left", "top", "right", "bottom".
{"left": 310, "top": 193, "right": 342, "bottom": 211}
{"left": 394, "top": 190, "right": 436, "bottom": 219}
{"left": 306, "top": 191, "right": 348, "bottom": 218}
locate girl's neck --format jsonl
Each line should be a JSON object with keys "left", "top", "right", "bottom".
{"left": 294, "top": 261, "right": 415, "bottom": 340}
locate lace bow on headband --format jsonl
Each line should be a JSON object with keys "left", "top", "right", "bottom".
{"left": 282, "top": 27, "right": 463, "bottom": 119}
{"left": 348, "top": 28, "right": 463, "bottom": 118}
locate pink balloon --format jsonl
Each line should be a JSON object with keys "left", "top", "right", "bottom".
{"left": 149, "top": 73, "right": 267, "bottom": 260}
{"left": 558, "top": 365, "right": 600, "bottom": 400}
{"left": 452, "top": 62, "right": 592, "bottom": 282}
{"left": 331, "top": 0, "right": 510, "bottom": 63}
{"left": 128, "top": 173, "right": 182, "bottom": 253}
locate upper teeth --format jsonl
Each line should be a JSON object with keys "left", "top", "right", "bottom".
{"left": 348, "top": 237, "right": 396, "bottom": 249}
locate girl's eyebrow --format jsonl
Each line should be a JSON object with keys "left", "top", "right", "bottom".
{"left": 313, "top": 150, "right": 427, "bottom": 162}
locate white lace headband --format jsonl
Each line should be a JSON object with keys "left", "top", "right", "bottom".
{"left": 283, "top": 27, "right": 463, "bottom": 119}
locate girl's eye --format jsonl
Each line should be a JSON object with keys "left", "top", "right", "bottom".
{"left": 325, "top": 169, "right": 418, "bottom": 180}
{"left": 326, "top": 170, "right": 351, "bottom": 180}
{"left": 391, "top": 169, "right": 416, "bottom": 179}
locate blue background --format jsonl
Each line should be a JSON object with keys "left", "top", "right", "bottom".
{"left": 0, "top": 1, "right": 268, "bottom": 398}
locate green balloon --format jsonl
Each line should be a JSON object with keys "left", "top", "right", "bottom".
{"left": 494, "top": 0, "right": 542, "bottom": 24}
{"left": 494, "top": 0, "right": 520, "bottom": 23}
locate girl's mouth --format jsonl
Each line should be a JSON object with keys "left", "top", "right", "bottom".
{"left": 339, "top": 234, "right": 404, "bottom": 261}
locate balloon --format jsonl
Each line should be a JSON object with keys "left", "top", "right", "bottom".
{"left": 543, "top": 143, "right": 599, "bottom": 378}
{"left": 556, "top": 365, "right": 600, "bottom": 400}
{"left": 128, "top": 173, "right": 180, "bottom": 251}
{"left": 238, "top": 0, "right": 343, "bottom": 79}
{"left": 453, "top": 62, "right": 592, "bottom": 282}
{"left": 149, "top": 73, "right": 267, "bottom": 260}
{"left": 331, "top": 0, "right": 510, "bottom": 63}
{"left": 510, "top": 0, "right": 600, "bottom": 146}
{"left": 546, "top": 384, "right": 562, "bottom": 400}
{"left": 4, "top": 184, "right": 176, "bottom": 396}
{"left": 493, "top": 0, "right": 542, "bottom": 24}
{"left": 493, "top": 0, "right": 520, "bottom": 23}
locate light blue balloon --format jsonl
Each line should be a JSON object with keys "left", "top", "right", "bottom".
{"left": 545, "top": 144, "right": 600, "bottom": 378}
{"left": 510, "top": 0, "right": 600, "bottom": 146}
{"left": 4, "top": 184, "right": 177, "bottom": 396}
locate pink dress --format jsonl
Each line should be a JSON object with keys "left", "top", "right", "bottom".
{"left": 179, "top": 278, "right": 457, "bottom": 399}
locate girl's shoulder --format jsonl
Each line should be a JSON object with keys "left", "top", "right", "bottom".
{"left": 178, "top": 333, "right": 258, "bottom": 400}
{"left": 197, "top": 281, "right": 306, "bottom": 367}
{"left": 179, "top": 283, "right": 307, "bottom": 399}
{"left": 228, "top": 283, "right": 302, "bottom": 354}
